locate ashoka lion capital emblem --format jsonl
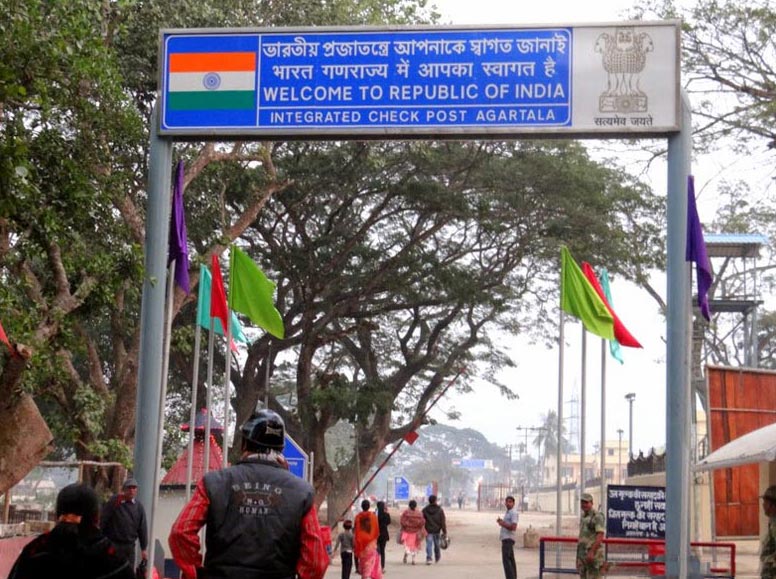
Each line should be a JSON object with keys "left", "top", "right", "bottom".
{"left": 595, "top": 27, "right": 654, "bottom": 113}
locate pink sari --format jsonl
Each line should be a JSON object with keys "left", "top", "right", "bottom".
{"left": 401, "top": 530, "right": 422, "bottom": 553}
{"left": 359, "top": 544, "right": 383, "bottom": 579}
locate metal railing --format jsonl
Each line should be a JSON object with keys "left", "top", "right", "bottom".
{"left": 539, "top": 536, "right": 735, "bottom": 579}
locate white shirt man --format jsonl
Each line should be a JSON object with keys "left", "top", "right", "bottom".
{"left": 497, "top": 496, "right": 518, "bottom": 579}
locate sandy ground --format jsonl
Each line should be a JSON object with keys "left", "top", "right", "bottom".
{"left": 325, "top": 507, "right": 761, "bottom": 579}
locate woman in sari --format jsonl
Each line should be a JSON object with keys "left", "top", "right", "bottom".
{"left": 399, "top": 499, "right": 426, "bottom": 565}
{"left": 353, "top": 499, "right": 381, "bottom": 579}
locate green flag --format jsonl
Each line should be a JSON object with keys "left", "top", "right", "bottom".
{"left": 560, "top": 247, "right": 615, "bottom": 340}
{"left": 229, "top": 246, "right": 285, "bottom": 339}
{"left": 196, "top": 267, "right": 249, "bottom": 343}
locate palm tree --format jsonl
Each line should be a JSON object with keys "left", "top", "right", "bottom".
{"left": 533, "top": 410, "right": 573, "bottom": 485}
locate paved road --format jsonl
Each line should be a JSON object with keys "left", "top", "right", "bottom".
{"left": 325, "top": 507, "right": 761, "bottom": 579}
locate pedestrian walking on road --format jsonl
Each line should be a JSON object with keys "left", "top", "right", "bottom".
{"left": 332, "top": 520, "right": 354, "bottom": 579}
{"left": 497, "top": 495, "right": 518, "bottom": 579}
{"left": 576, "top": 493, "right": 605, "bottom": 579}
{"left": 399, "top": 500, "right": 426, "bottom": 565}
{"left": 376, "top": 501, "right": 391, "bottom": 573}
{"left": 422, "top": 495, "right": 447, "bottom": 565}
{"left": 100, "top": 477, "right": 148, "bottom": 570}
{"left": 760, "top": 485, "right": 776, "bottom": 579}
{"left": 354, "top": 499, "right": 381, "bottom": 579}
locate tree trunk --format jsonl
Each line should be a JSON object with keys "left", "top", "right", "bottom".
{"left": 325, "top": 477, "right": 360, "bottom": 526}
{"left": 0, "top": 393, "right": 53, "bottom": 494}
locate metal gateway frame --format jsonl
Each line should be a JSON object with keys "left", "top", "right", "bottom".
{"left": 136, "top": 20, "right": 694, "bottom": 579}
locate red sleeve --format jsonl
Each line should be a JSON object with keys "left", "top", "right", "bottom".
{"left": 168, "top": 479, "right": 209, "bottom": 579}
{"left": 296, "top": 505, "right": 330, "bottom": 579}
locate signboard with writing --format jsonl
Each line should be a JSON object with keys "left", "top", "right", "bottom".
{"left": 394, "top": 476, "right": 410, "bottom": 500}
{"left": 283, "top": 434, "right": 308, "bottom": 481}
{"left": 159, "top": 22, "right": 679, "bottom": 138}
{"left": 452, "top": 458, "right": 493, "bottom": 469}
{"left": 606, "top": 484, "right": 666, "bottom": 539}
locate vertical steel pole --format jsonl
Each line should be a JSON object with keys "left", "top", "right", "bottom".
{"left": 626, "top": 394, "right": 635, "bottom": 459}
{"left": 665, "top": 91, "right": 692, "bottom": 579}
{"left": 580, "top": 328, "right": 586, "bottom": 500}
{"left": 556, "top": 310, "right": 564, "bottom": 534}
{"left": 600, "top": 340, "right": 606, "bottom": 506}
{"left": 134, "top": 105, "right": 173, "bottom": 554}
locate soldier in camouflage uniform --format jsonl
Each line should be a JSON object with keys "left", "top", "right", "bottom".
{"left": 760, "top": 486, "right": 776, "bottom": 579}
{"left": 577, "top": 493, "right": 605, "bottom": 579}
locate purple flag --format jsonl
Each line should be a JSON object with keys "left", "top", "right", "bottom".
{"left": 685, "top": 175, "right": 712, "bottom": 320}
{"left": 168, "top": 160, "right": 190, "bottom": 294}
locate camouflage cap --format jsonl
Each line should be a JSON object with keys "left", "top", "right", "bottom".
{"left": 761, "top": 485, "right": 776, "bottom": 502}
{"left": 580, "top": 492, "right": 594, "bottom": 502}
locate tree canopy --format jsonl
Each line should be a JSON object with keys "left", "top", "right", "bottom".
{"left": 636, "top": 0, "right": 776, "bottom": 374}
{"left": 1, "top": 0, "right": 665, "bottom": 509}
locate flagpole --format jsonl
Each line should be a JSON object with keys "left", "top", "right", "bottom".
{"left": 204, "top": 317, "right": 216, "bottom": 473}
{"left": 580, "top": 327, "right": 586, "bottom": 503}
{"left": 185, "top": 310, "right": 203, "bottom": 500}
{"left": 148, "top": 261, "right": 177, "bottom": 577}
{"left": 600, "top": 338, "right": 606, "bottom": 506}
{"left": 223, "top": 248, "right": 233, "bottom": 469}
{"left": 556, "top": 310, "right": 564, "bottom": 535}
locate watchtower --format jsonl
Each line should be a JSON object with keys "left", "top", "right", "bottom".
{"left": 704, "top": 233, "right": 769, "bottom": 367}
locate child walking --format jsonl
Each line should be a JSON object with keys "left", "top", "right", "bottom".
{"left": 333, "top": 520, "right": 355, "bottom": 579}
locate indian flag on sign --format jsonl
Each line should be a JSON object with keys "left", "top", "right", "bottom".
{"left": 167, "top": 51, "right": 257, "bottom": 111}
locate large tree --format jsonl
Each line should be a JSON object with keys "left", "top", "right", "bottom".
{"left": 197, "top": 139, "right": 664, "bottom": 521}
{"left": 0, "top": 0, "right": 437, "bottom": 492}
{"left": 1, "top": 0, "right": 665, "bottom": 515}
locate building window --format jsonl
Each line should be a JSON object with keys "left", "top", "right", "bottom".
{"left": 607, "top": 449, "right": 615, "bottom": 456}
{"left": 605, "top": 468, "right": 614, "bottom": 479}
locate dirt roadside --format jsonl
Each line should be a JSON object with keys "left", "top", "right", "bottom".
{"left": 326, "top": 507, "right": 577, "bottom": 579}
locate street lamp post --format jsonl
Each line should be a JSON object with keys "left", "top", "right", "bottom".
{"left": 617, "top": 428, "right": 624, "bottom": 484}
{"left": 625, "top": 393, "right": 636, "bottom": 458}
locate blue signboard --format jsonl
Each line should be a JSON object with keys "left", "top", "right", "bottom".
{"left": 283, "top": 434, "right": 308, "bottom": 480}
{"left": 160, "top": 27, "right": 572, "bottom": 136}
{"left": 394, "top": 476, "right": 410, "bottom": 501}
{"left": 606, "top": 484, "right": 666, "bottom": 539}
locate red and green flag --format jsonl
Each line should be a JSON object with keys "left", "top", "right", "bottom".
{"left": 210, "top": 254, "right": 230, "bottom": 334}
{"left": 229, "top": 246, "right": 284, "bottom": 339}
{"left": 581, "top": 263, "right": 642, "bottom": 350}
{"left": 197, "top": 266, "right": 248, "bottom": 346}
{"left": 560, "top": 247, "right": 615, "bottom": 341}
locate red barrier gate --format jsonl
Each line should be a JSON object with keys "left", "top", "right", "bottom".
{"left": 539, "top": 537, "right": 736, "bottom": 579}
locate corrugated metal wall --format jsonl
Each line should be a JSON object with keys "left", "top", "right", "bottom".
{"left": 708, "top": 366, "right": 776, "bottom": 537}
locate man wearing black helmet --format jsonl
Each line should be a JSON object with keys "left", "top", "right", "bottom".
{"left": 169, "top": 409, "right": 329, "bottom": 579}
